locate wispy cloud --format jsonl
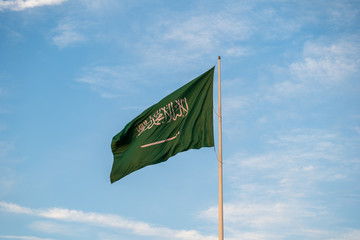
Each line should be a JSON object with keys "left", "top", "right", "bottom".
{"left": 0, "top": 235, "right": 54, "bottom": 240}
{"left": 200, "top": 202, "right": 309, "bottom": 227}
{"left": 222, "top": 95, "right": 250, "bottom": 116}
{"left": 28, "top": 221, "right": 84, "bottom": 236}
{"left": 233, "top": 129, "right": 352, "bottom": 182}
{"left": 71, "top": 1, "right": 349, "bottom": 98}
{"left": 200, "top": 200, "right": 360, "bottom": 240}
{"left": 51, "top": 18, "right": 87, "bottom": 48}
{"left": 330, "top": 229, "right": 360, "bottom": 240}
{"left": 200, "top": 128, "right": 360, "bottom": 240}
{"left": 290, "top": 37, "right": 360, "bottom": 85}
{"left": 263, "top": 36, "right": 360, "bottom": 100}
{"left": 0, "top": 201, "right": 216, "bottom": 240}
{"left": 76, "top": 65, "right": 142, "bottom": 98}
{"left": 0, "top": 0, "right": 66, "bottom": 11}
{"left": 162, "top": 14, "right": 251, "bottom": 51}
{"left": 137, "top": 9, "right": 253, "bottom": 67}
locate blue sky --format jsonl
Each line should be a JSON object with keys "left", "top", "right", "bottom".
{"left": 0, "top": 0, "right": 359, "bottom": 239}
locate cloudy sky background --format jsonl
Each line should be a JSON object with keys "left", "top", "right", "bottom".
{"left": 0, "top": 0, "right": 359, "bottom": 239}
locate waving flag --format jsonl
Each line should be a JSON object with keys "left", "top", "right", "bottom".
{"left": 110, "top": 67, "right": 215, "bottom": 183}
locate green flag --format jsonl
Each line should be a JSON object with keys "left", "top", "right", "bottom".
{"left": 110, "top": 67, "right": 215, "bottom": 183}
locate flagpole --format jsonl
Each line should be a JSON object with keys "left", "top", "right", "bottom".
{"left": 218, "top": 56, "right": 224, "bottom": 240}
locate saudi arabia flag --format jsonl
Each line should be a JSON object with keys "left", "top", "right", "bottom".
{"left": 110, "top": 67, "right": 215, "bottom": 183}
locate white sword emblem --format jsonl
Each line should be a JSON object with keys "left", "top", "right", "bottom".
{"left": 140, "top": 131, "right": 180, "bottom": 148}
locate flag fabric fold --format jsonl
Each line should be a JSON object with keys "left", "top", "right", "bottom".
{"left": 110, "top": 67, "right": 215, "bottom": 183}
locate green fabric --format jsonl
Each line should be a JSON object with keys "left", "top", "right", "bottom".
{"left": 110, "top": 67, "right": 215, "bottom": 183}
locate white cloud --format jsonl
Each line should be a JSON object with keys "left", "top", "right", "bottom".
{"left": 77, "top": 0, "right": 121, "bottom": 13}
{"left": 76, "top": 65, "right": 142, "bottom": 98}
{"left": 201, "top": 202, "right": 294, "bottom": 226}
{"left": 254, "top": 6, "right": 302, "bottom": 40}
{"left": 139, "top": 10, "right": 253, "bottom": 67}
{"left": 327, "top": 1, "right": 360, "bottom": 27}
{"left": 0, "top": 235, "right": 54, "bottom": 240}
{"left": 206, "top": 127, "right": 360, "bottom": 239}
{"left": 290, "top": 39, "right": 360, "bottom": 84}
{"left": 225, "top": 46, "right": 252, "bottom": 57}
{"left": 330, "top": 229, "right": 360, "bottom": 240}
{"left": 28, "top": 221, "right": 86, "bottom": 236}
{"left": 233, "top": 129, "right": 349, "bottom": 180}
{"left": 222, "top": 96, "right": 250, "bottom": 116}
{"left": 51, "top": 18, "right": 87, "bottom": 48}
{"left": 0, "top": 201, "right": 216, "bottom": 240}
{"left": 163, "top": 14, "right": 251, "bottom": 51}
{"left": 198, "top": 200, "right": 332, "bottom": 240}
{"left": 0, "top": 0, "right": 66, "bottom": 11}
{"left": 263, "top": 36, "right": 360, "bottom": 99}
{"left": 199, "top": 199, "right": 359, "bottom": 240}
{"left": 267, "top": 80, "right": 305, "bottom": 98}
